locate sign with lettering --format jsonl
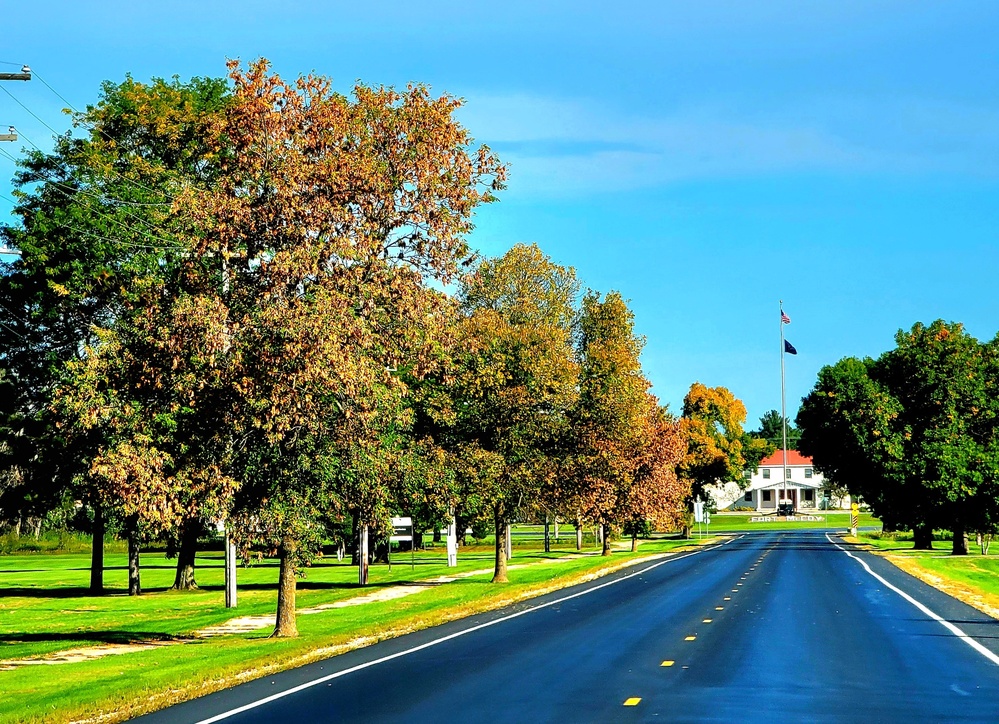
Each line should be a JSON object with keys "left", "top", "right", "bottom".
{"left": 391, "top": 516, "right": 413, "bottom": 542}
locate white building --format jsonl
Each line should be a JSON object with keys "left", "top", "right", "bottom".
{"left": 708, "top": 450, "right": 852, "bottom": 512}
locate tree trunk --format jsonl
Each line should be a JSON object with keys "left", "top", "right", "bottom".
{"left": 32, "top": 517, "right": 42, "bottom": 539}
{"left": 127, "top": 525, "right": 141, "bottom": 597}
{"left": 951, "top": 523, "right": 968, "bottom": 556}
{"left": 601, "top": 523, "right": 610, "bottom": 556}
{"left": 273, "top": 536, "right": 298, "bottom": 637}
{"left": 575, "top": 521, "right": 583, "bottom": 551}
{"left": 13, "top": 517, "right": 21, "bottom": 537}
{"left": 414, "top": 528, "right": 424, "bottom": 551}
{"left": 373, "top": 537, "right": 389, "bottom": 564}
{"left": 913, "top": 522, "right": 933, "bottom": 550}
{"left": 433, "top": 528, "right": 442, "bottom": 543}
{"left": 544, "top": 515, "right": 550, "bottom": 553}
{"left": 631, "top": 532, "right": 638, "bottom": 552}
{"left": 492, "top": 510, "right": 508, "bottom": 583}
{"left": 89, "top": 502, "right": 104, "bottom": 595}
{"left": 172, "top": 520, "right": 199, "bottom": 590}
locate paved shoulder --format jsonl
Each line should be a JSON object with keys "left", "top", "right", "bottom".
{"left": 827, "top": 533, "right": 999, "bottom": 660}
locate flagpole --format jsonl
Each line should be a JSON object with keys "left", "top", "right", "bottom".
{"left": 779, "top": 300, "right": 788, "bottom": 514}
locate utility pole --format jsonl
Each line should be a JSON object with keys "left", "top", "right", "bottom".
{"left": 0, "top": 65, "right": 31, "bottom": 82}
{"left": 2, "top": 65, "right": 31, "bottom": 143}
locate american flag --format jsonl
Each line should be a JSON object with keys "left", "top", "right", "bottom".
{"left": 781, "top": 310, "right": 791, "bottom": 324}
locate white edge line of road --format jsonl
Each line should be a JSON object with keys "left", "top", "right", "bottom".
{"left": 195, "top": 534, "right": 745, "bottom": 723}
{"left": 825, "top": 532, "right": 999, "bottom": 667}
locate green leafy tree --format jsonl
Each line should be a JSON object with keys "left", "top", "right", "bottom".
{"left": 568, "top": 291, "right": 649, "bottom": 555}
{"left": 798, "top": 320, "right": 999, "bottom": 553}
{"left": 0, "top": 74, "right": 229, "bottom": 593}
{"left": 452, "top": 243, "right": 579, "bottom": 582}
{"left": 754, "top": 409, "right": 798, "bottom": 452}
{"left": 796, "top": 357, "right": 919, "bottom": 540}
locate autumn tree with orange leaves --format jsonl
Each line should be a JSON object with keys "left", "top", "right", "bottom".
{"left": 61, "top": 59, "right": 505, "bottom": 635}
{"left": 679, "top": 383, "right": 769, "bottom": 525}
{"left": 198, "top": 60, "right": 504, "bottom": 636}
{"left": 619, "top": 397, "right": 689, "bottom": 551}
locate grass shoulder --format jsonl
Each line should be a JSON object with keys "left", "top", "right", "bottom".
{"left": 0, "top": 534, "right": 715, "bottom": 723}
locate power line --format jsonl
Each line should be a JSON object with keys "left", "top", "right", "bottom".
{"left": 0, "top": 70, "right": 175, "bottom": 203}
{"left": 0, "top": 83, "right": 60, "bottom": 137}
{"left": 0, "top": 144, "right": 177, "bottom": 242}
{"left": 31, "top": 70, "right": 80, "bottom": 118}
{"left": 0, "top": 157, "right": 186, "bottom": 252}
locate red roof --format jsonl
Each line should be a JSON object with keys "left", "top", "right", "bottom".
{"left": 759, "top": 449, "right": 812, "bottom": 467}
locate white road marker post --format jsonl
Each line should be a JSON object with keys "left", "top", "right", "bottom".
{"left": 446, "top": 515, "right": 457, "bottom": 567}
{"left": 359, "top": 523, "right": 369, "bottom": 586}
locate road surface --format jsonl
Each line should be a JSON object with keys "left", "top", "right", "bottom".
{"left": 140, "top": 531, "right": 999, "bottom": 723}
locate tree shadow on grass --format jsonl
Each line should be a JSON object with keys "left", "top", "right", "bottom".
{"left": 0, "top": 584, "right": 225, "bottom": 598}
{"left": 0, "top": 631, "right": 187, "bottom": 646}
{"left": 195, "top": 580, "right": 398, "bottom": 593}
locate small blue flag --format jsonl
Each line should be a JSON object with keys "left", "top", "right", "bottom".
{"left": 784, "top": 340, "right": 797, "bottom": 355}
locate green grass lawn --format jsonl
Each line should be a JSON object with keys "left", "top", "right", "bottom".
{"left": 911, "top": 554, "right": 999, "bottom": 598}
{"left": 0, "top": 534, "right": 703, "bottom": 723}
{"left": 854, "top": 531, "right": 955, "bottom": 554}
{"left": 706, "top": 511, "right": 880, "bottom": 532}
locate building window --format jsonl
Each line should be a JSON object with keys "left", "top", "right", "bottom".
{"left": 786, "top": 468, "right": 792, "bottom": 479}
{"left": 744, "top": 492, "right": 752, "bottom": 502}
{"left": 805, "top": 468, "right": 813, "bottom": 478}
{"left": 803, "top": 489, "right": 814, "bottom": 501}
{"left": 762, "top": 469, "right": 771, "bottom": 479}
{"left": 762, "top": 490, "right": 772, "bottom": 502}
{"left": 743, "top": 470, "right": 752, "bottom": 480}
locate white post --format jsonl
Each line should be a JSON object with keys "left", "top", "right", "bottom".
{"left": 358, "top": 523, "right": 369, "bottom": 586}
{"left": 504, "top": 524, "right": 512, "bottom": 560}
{"left": 224, "top": 528, "right": 237, "bottom": 609}
{"left": 446, "top": 515, "right": 457, "bottom": 567}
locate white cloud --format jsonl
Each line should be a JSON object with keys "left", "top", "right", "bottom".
{"left": 457, "top": 92, "right": 999, "bottom": 197}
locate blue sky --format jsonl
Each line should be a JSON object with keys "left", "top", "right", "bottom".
{"left": 3, "top": 1, "right": 998, "bottom": 429}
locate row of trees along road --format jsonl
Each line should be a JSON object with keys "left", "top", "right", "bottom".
{"left": 0, "top": 61, "right": 750, "bottom": 636}
{"left": 797, "top": 320, "right": 999, "bottom": 555}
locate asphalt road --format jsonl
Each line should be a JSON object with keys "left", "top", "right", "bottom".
{"left": 140, "top": 531, "right": 999, "bottom": 723}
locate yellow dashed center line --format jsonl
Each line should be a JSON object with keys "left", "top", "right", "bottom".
{"left": 624, "top": 698, "right": 641, "bottom": 706}
{"left": 715, "top": 606, "right": 724, "bottom": 610}
{"left": 703, "top": 618, "right": 712, "bottom": 623}
{"left": 724, "top": 596, "right": 731, "bottom": 600}
{"left": 661, "top": 660, "right": 675, "bottom": 667}
{"left": 685, "top": 635, "right": 696, "bottom": 641}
